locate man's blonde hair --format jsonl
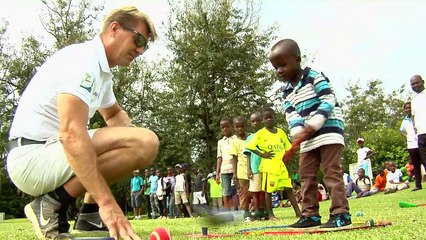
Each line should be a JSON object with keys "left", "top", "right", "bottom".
{"left": 102, "top": 6, "right": 158, "bottom": 41}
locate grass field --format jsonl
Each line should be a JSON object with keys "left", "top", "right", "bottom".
{"left": 0, "top": 184, "right": 425, "bottom": 240}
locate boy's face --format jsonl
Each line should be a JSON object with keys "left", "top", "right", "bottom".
{"left": 250, "top": 114, "right": 262, "bottom": 131}
{"left": 357, "top": 141, "right": 364, "bottom": 148}
{"left": 269, "top": 48, "right": 301, "bottom": 83}
{"left": 378, "top": 169, "right": 384, "bottom": 176}
{"left": 156, "top": 170, "right": 161, "bottom": 176}
{"left": 167, "top": 167, "right": 173, "bottom": 175}
{"left": 145, "top": 169, "right": 149, "bottom": 177}
{"left": 388, "top": 163, "right": 396, "bottom": 173}
{"left": 403, "top": 103, "right": 411, "bottom": 116}
{"left": 263, "top": 111, "right": 275, "bottom": 128}
{"left": 150, "top": 168, "right": 155, "bottom": 175}
{"left": 220, "top": 120, "right": 233, "bottom": 137}
{"left": 175, "top": 167, "right": 181, "bottom": 174}
{"left": 234, "top": 120, "right": 247, "bottom": 137}
{"left": 357, "top": 169, "right": 365, "bottom": 178}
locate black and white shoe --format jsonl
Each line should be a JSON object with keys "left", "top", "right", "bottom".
{"left": 73, "top": 212, "right": 108, "bottom": 232}
{"left": 24, "top": 195, "right": 73, "bottom": 239}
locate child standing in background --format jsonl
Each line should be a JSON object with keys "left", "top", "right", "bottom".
{"left": 216, "top": 117, "right": 236, "bottom": 212}
{"left": 230, "top": 116, "right": 252, "bottom": 221}
{"left": 245, "top": 112, "right": 266, "bottom": 220}
{"left": 246, "top": 107, "right": 301, "bottom": 220}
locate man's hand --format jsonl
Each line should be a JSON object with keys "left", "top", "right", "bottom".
{"left": 232, "top": 173, "right": 237, "bottom": 183}
{"left": 215, "top": 175, "right": 221, "bottom": 184}
{"left": 99, "top": 202, "right": 140, "bottom": 240}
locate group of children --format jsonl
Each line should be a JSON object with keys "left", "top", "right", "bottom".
{"left": 130, "top": 38, "right": 352, "bottom": 229}
{"left": 211, "top": 38, "right": 352, "bottom": 228}
{"left": 215, "top": 108, "right": 301, "bottom": 222}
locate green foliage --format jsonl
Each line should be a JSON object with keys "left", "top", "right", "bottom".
{"left": 164, "top": 0, "right": 277, "bottom": 169}
{"left": 341, "top": 79, "right": 407, "bottom": 170}
{"left": 40, "top": 0, "right": 103, "bottom": 49}
{"left": 362, "top": 127, "right": 408, "bottom": 170}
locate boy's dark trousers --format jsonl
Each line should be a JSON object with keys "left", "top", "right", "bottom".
{"left": 144, "top": 194, "right": 152, "bottom": 218}
{"left": 408, "top": 148, "right": 422, "bottom": 188}
{"left": 417, "top": 134, "right": 426, "bottom": 183}
{"left": 299, "top": 144, "right": 349, "bottom": 217}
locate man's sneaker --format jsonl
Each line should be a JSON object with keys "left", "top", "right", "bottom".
{"left": 24, "top": 195, "right": 73, "bottom": 239}
{"left": 288, "top": 215, "right": 321, "bottom": 228}
{"left": 320, "top": 213, "right": 352, "bottom": 228}
{"left": 73, "top": 212, "right": 108, "bottom": 232}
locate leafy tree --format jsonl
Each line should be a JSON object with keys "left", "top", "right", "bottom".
{"left": 163, "top": 0, "right": 277, "bottom": 169}
{"left": 341, "top": 79, "right": 407, "bottom": 169}
{"left": 40, "top": 0, "right": 103, "bottom": 49}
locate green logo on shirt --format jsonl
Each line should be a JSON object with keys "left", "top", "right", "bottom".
{"left": 80, "top": 73, "right": 94, "bottom": 93}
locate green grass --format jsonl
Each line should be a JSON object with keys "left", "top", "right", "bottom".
{"left": 1, "top": 184, "right": 425, "bottom": 240}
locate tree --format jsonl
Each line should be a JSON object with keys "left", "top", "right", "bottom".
{"left": 163, "top": 0, "right": 277, "bottom": 169}
{"left": 341, "top": 79, "right": 407, "bottom": 169}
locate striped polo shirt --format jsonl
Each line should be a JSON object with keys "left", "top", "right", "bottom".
{"left": 281, "top": 67, "right": 344, "bottom": 153}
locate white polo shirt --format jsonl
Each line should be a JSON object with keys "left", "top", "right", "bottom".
{"left": 400, "top": 116, "right": 418, "bottom": 149}
{"left": 9, "top": 36, "right": 115, "bottom": 141}
{"left": 412, "top": 90, "right": 426, "bottom": 135}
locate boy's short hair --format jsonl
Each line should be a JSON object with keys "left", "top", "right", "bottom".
{"left": 220, "top": 117, "right": 233, "bottom": 125}
{"left": 233, "top": 116, "right": 247, "bottom": 123}
{"left": 271, "top": 39, "right": 301, "bottom": 57}
{"left": 102, "top": 6, "right": 158, "bottom": 41}
{"left": 261, "top": 107, "right": 275, "bottom": 116}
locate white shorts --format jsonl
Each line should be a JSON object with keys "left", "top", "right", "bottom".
{"left": 192, "top": 191, "right": 207, "bottom": 205}
{"left": 6, "top": 130, "right": 97, "bottom": 196}
{"left": 249, "top": 173, "right": 262, "bottom": 192}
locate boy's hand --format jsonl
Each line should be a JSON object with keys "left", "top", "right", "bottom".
{"left": 232, "top": 173, "right": 238, "bottom": 183}
{"left": 293, "top": 125, "right": 316, "bottom": 146}
{"left": 261, "top": 151, "right": 275, "bottom": 159}
{"left": 282, "top": 147, "right": 298, "bottom": 165}
{"left": 247, "top": 169, "right": 253, "bottom": 179}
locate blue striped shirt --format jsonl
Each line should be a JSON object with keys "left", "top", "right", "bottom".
{"left": 281, "top": 67, "right": 344, "bottom": 152}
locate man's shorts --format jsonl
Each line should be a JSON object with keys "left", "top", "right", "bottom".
{"left": 192, "top": 191, "right": 207, "bottom": 204}
{"left": 6, "top": 130, "right": 97, "bottom": 196}
{"left": 262, "top": 172, "right": 292, "bottom": 193}
{"left": 249, "top": 173, "right": 262, "bottom": 192}
{"left": 131, "top": 192, "right": 141, "bottom": 208}
{"left": 175, "top": 191, "right": 189, "bottom": 204}
{"left": 221, "top": 173, "right": 233, "bottom": 197}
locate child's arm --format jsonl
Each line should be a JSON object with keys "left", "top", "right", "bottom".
{"left": 216, "top": 157, "right": 222, "bottom": 184}
{"left": 232, "top": 155, "right": 238, "bottom": 182}
{"left": 245, "top": 152, "right": 253, "bottom": 179}
{"left": 250, "top": 149, "right": 274, "bottom": 159}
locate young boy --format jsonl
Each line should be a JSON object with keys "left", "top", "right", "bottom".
{"left": 269, "top": 39, "right": 351, "bottom": 228}
{"left": 345, "top": 168, "right": 371, "bottom": 198}
{"left": 384, "top": 161, "right": 409, "bottom": 194}
{"left": 230, "top": 116, "right": 252, "bottom": 220}
{"left": 216, "top": 117, "right": 236, "bottom": 212}
{"left": 130, "top": 170, "right": 144, "bottom": 220}
{"left": 245, "top": 112, "right": 266, "bottom": 220}
{"left": 174, "top": 164, "right": 194, "bottom": 218}
{"left": 246, "top": 107, "right": 301, "bottom": 220}
{"left": 205, "top": 171, "right": 223, "bottom": 212}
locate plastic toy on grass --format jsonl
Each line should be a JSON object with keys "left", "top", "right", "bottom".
{"left": 399, "top": 201, "right": 426, "bottom": 208}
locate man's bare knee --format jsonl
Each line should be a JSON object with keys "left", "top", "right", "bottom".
{"left": 134, "top": 129, "right": 159, "bottom": 168}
